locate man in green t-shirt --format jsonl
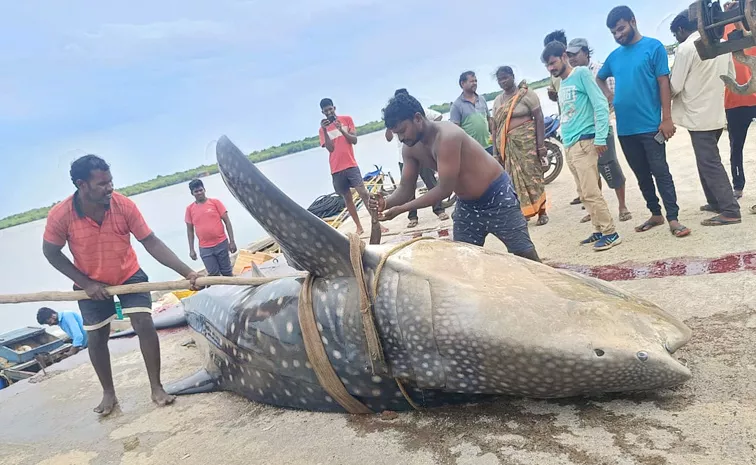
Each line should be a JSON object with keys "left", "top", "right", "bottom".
{"left": 449, "top": 71, "right": 492, "bottom": 151}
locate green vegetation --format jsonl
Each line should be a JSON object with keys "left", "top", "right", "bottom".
{"left": 0, "top": 79, "right": 548, "bottom": 230}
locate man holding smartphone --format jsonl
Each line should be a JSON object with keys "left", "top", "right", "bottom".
{"left": 319, "top": 98, "right": 387, "bottom": 236}
{"left": 597, "top": 6, "right": 690, "bottom": 238}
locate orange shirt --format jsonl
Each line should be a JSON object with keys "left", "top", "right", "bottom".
{"left": 318, "top": 115, "right": 358, "bottom": 174}
{"left": 724, "top": 24, "right": 756, "bottom": 109}
{"left": 43, "top": 192, "right": 152, "bottom": 286}
{"left": 185, "top": 198, "right": 228, "bottom": 248}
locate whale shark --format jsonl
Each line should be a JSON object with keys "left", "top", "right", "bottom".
{"left": 165, "top": 135, "right": 692, "bottom": 413}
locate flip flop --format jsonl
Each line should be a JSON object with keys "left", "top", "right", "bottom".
{"left": 407, "top": 219, "right": 418, "bottom": 228}
{"left": 751, "top": 205, "right": 756, "bottom": 214}
{"left": 701, "top": 215, "right": 741, "bottom": 226}
{"left": 570, "top": 197, "right": 582, "bottom": 205}
{"left": 580, "top": 214, "right": 591, "bottom": 223}
{"left": 437, "top": 212, "right": 450, "bottom": 221}
{"left": 536, "top": 214, "right": 549, "bottom": 226}
{"left": 635, "top": 219, "right": 663, "bottom": 232}
{"left": 670, "top": 224, "right": 691, "bottom": 237}
{"left": 700, "top": 204, "right": 720, "bottom": 213}
{"left": 619, "top": 211, "right": 633, "bottom": 222}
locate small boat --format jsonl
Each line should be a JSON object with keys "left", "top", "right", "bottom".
{"left": 0, "top": 326, "right": 73, "bottom": 388}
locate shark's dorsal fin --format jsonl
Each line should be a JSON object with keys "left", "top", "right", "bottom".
{"left": 216, "top": 135, "right": 363, "bottom": 279}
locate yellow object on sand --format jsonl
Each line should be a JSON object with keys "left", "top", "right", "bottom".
{"left": 171, "top": 290, "right": 196, "bottom": 301}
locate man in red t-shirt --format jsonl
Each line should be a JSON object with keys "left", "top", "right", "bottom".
{"left": 319, "top": 98, "right": 387, "bottom": 236}
{"left": 42, "top": 154, "right": 200, "bottom": 416}
{"left": 724, "top": 17, "right": 756, "bottom": 201}
{"left": 185, "top": 179, "right": 237, "bottom": 276}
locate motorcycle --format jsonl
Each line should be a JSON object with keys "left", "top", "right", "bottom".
{"left": 542, "top": 114, "right": 564, "bottom": 185}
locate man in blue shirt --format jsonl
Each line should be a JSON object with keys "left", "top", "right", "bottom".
{"left": 37, "top": 307, "right": 88, "bottom": 355}
{"left": 542, "top": 41, "right": 621, "bottom": 251}
{"left": 597, "top": 6, "right": 691, "bottom": 238}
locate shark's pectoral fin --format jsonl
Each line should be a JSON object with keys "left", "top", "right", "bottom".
{"left": 165, "top": 369, "right": 218, "bottom": 396}
{"left": 216, "top": 135, "right": 379, "bottom": 279}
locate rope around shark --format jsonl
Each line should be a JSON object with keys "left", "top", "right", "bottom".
{"left": 298, "top": 232, "right": 431, "bottom": 413}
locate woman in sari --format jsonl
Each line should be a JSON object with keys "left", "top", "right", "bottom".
{"left": 492, "top": 66, "right": 549, "bottom": 225}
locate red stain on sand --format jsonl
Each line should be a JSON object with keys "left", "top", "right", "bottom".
{"left": 549, "top": 250, "right": 756, "bottom": 282}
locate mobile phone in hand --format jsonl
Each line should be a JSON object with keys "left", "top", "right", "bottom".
{"left": 653, "top": 130, "right": 666, "bottom": 145}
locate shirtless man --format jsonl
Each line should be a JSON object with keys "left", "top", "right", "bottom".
{"left": 371, "top": 92, "right": 540, "bottom": 262}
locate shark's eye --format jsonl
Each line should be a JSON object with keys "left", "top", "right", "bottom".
{"left": 636, "top": 351, "right": 649, "bottom": 362}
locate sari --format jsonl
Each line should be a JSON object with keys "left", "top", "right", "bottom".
{"left": 493, "top": 82, "right": 547, "bottom": 219}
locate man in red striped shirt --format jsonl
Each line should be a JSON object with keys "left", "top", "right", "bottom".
{"left": 43, "top": 154, "right": 200, "bottom": 416}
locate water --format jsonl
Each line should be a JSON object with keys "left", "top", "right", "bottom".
{"left": 0, "top": 88, "right": 558, "bottom": 333}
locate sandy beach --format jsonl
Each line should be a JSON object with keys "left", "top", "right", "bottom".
{"left": 1, "top": 128, "right": 755, "bottom": 465}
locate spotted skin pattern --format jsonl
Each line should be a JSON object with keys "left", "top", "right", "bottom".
{"left": 165, "top": 136, "right": 693, "bottom": 413}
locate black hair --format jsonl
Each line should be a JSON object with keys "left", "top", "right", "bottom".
{"left": 459, "top": 71, "right": 475, "bottom": 85}
{"left": 189, "top": 179, "right": 204, "bottom": 192}
{"left": 670, "top": 10, "right": 696, "bottom": 33}
{"left": 581, "top": 46, "right": 594, "bottom": 59}
{"left": 607, "top": 6, "right": 635, "bottom": 29}
{"left": 394, "top": 88, "right": 408, "bottom": 97}
{"left": 542, "top": 41, "right": 567, "bottom": 64}
{"left": 319, "top": 98, "right": 334, "bottom": 109}
{"left": 70, "top": 154, "right": 110, "bottom": 187}
{"left": 383, "top": 92, "right": 426, "bottom": 129}
{"left": 37, "top": 307, "right": 56, "bottom": 325}
{"left": 495, "top": 66, "right": 514, "bottom": 78}
{"left": 543, "top": 30, "right": 567, "bottom": 46}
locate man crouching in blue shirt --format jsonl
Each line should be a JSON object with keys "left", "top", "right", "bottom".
{"left": 542, "top": 41, "right": 621, "bottom": 251}
{"left": 37, "top": 307, "right": 88, "bottom": 355}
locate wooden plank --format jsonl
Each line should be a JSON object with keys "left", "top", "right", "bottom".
{"left": 0, "top": 275, "right": 303, "bottom": 304}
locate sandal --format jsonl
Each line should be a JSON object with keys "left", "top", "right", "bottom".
{"left": 670, "top": 224, "right": 691, "bottom": 237}
{"left": 701, "top": 215, "right": 741, "bottom": 226}
{"left": 751, "top": 205, "right": 756, "bottom": 214}
{"left": 536, "top": 214, "right": 549, "bottom": 226}
{"left": 437, "top": 212, "right": 450, "bottom": 221}
{"left": 635, "top": 219, "right": 664, "bottom": 232}
{"left": 619, "top": 211, "right": 632, "bottom": 222}
{"left": 570, "top": 197, "right": 582, "bottom": 205}
{"left": 407, "top": 219, "right": 418, "bottom": 228}
{"left": 580, "top": 214, "right": 591, "bottom": 223}
{"left": 700, "top": 204, "right": 720, "bottom": 213}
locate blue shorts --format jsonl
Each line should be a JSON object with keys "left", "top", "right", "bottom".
{"left": 452, "top": 172, "right": 535, "bottom": 254}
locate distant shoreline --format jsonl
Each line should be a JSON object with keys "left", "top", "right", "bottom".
{"left": 0, "top": 78, "right": 550, "bottom": 230}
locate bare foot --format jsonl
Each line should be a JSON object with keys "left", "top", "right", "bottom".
{"left": 380, "top": 225, "right": 389, "bottom": 233}
{"left": 355, "top": 227, "right": 365, "bottom": 236}
{"left": 152, "top": 387, "right": 176, "bottom": 407}
{"left": 94, "top": 392, "right": 118, "bottom": 416}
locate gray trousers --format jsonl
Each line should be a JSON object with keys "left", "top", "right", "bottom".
{"left": 200, "top": 239, "right": 234, "bottom": 276}
{"left": 689, "top": 130, "right": 741, "bottom": 218}
{"left": 398, "top": 162, "right": 445, "bottom": 220}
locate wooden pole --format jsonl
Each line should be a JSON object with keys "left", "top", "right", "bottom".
{"left": 0, "top": 275, "right": 305, "bottom": 304}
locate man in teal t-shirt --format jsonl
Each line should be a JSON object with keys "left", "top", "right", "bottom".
{"left": 542, "top": 41, "right": 620, "bottom": 252}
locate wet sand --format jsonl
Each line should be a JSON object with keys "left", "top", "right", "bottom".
{"left": 2, "top": 129, "right": 756, "bottom": 465}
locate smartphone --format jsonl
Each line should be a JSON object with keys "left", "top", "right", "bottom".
{"left": 653, "top": 130, "right": 666, "bottom": 145}
{"left": 327, "top": 114, "right": 337, "bottom": 123}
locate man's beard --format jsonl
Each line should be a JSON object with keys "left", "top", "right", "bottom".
{"left": 620, "top": 28, "right": 636, "bottom": 44}
{"left": 405, "top": 131, "right": 424, "bottom": 147}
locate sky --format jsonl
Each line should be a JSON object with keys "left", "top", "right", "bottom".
{"left": 0, "top": 0, "right": 692, "bottom": 219}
